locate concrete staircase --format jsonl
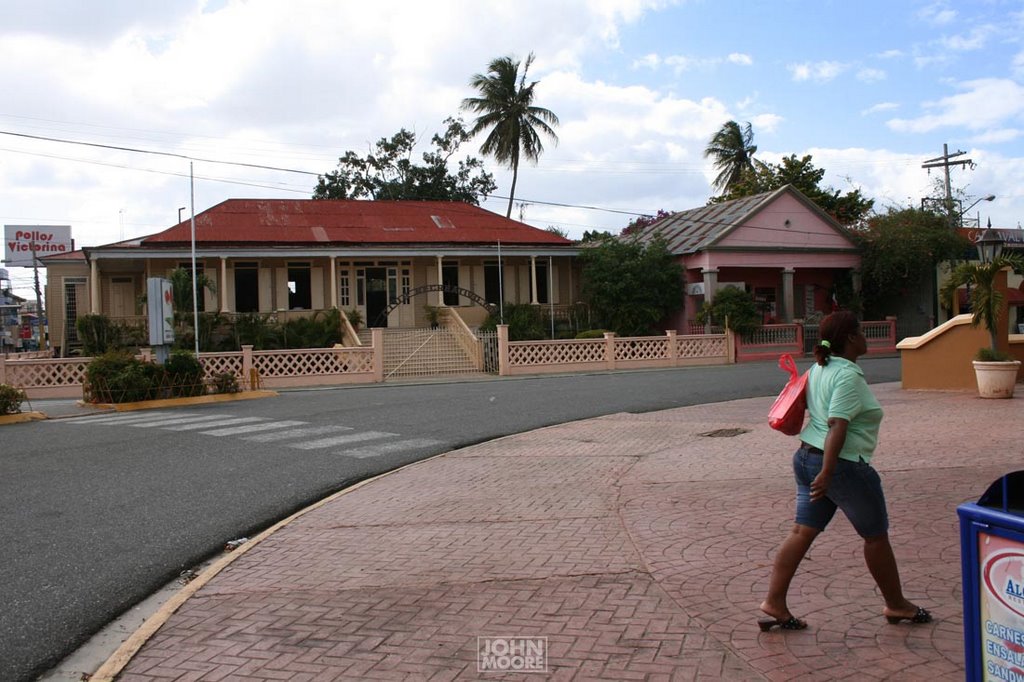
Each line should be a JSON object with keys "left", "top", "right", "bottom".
{"left": 359, "top": 328, "right": 484, "bottom": 380}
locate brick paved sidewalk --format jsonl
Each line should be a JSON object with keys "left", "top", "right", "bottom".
{"left": 113, "top": 384, "right": 1020, "bottom": 680}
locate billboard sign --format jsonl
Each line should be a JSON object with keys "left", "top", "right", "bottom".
{"left": 4, "top": 225, "right": 73, "bottom": 267}
{"left": 147, "top": 277, "right": 175, "bottom": 346}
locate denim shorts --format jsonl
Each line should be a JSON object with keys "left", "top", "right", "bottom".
{"left": 792, "top": 445, "right": 889, "bottom": 538}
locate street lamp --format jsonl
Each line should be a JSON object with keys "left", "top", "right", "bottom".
{"left": 962, "top": 194, "right": 996, "bottom": 227}
{"left": 976, "top": 223, "right": 1005, "bottom": 263}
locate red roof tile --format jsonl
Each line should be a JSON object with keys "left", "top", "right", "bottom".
{"left": 142, "top": 199, "right": 571, "bottom": 246}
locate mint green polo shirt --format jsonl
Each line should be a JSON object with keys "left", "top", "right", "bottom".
{"left": 798, "top": 356, "right": 883, "bottom": 463}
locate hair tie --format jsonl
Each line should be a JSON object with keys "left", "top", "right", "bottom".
{"left": 820, "top": 340, "right": 832, "bottom": 349}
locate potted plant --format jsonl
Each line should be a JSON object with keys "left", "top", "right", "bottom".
{"left": 424, "top": 305, "right": 443, "bottom": 330}
{"left": 345, "top": 307, "right": 363, "bottom": 331}
{"left": 942, "top": 244, "right": 1023, "bottom": 398}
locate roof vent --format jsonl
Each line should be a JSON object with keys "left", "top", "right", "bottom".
{"left": 431, "top": 215, "right": 455, "bottom": 229}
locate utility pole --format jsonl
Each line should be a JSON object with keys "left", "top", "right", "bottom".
{"left": 32, "top": 246, "right": 44, "bottom": 350}
{"left": 922, "top": 143, "right": 973, "bottom": 228}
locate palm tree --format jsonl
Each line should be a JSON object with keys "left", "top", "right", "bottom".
{"left": 704, "top": 120, "right": 757, "bottom": 193}
{"left": 941, "top": 254, "right": 1024, "bottom": 355}
{"left": 461, "top": 53, "right": 559, "bottom": 218}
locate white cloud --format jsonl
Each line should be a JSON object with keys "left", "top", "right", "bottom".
{"left": 876, "top": 49, "right": 904, "bottom": 59}
{"left": 727, "top": 52, "right": 753, "bottom": 66}
{"left": 940, "top": 25, "right": 995, "bottom": 51}
{"left": 861, "top": 102, "right": 899, "bottom": 116}
{"left": 789, "top": 61, "right": 847, "bottom": 82}
{"left": 857, "top": 68, "right": 886, "bottom": 83}
{"left": 633, "top": 53, "right": 661, "bottom": 69}
{"left": 968, "top": 129, "right": 1020, "bottom": 145}
{"left": 917, "top": 3, "right": 957, "bottom": 26}
{"left": 1013, "top": 50, "right": 1024, "bottom": 77}
{"left": 887, "top": 78, "right": 1024, "bottom": 133}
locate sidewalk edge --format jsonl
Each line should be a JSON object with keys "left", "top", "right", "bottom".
{"left": 89, "top": 452, "right": 445, "bottom": 682}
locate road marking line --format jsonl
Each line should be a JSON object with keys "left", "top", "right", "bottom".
{"left": 288, "top": 430, "right": 396, "bottom": 449}
{"left": 70, "top": 412, "right": 203, "bottom": 424}
{"left": 240, "top": 425, "right": 354, "bottom": 442}
{"left": 128, "top": 415, "right": 235, "bottom": 428}
{"left": 342, "top": 438, "right": 443, "bottom": 459}
{"left": 199, "top": 420, "right": 308, "bottom": 436}
{"left": 162, "top": 417, "right": 266, "bottom": 431}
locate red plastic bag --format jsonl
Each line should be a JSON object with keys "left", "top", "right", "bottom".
{"left": 768, "top": 354, "right": 809, "bottom": 435}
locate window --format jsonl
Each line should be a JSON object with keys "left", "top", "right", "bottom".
{"left": 401, "top": 269, "right": 410, "bottom": 299}
{"left": 442, "top": 262, "right": 459, "bottom": 306}
{"left": 356, "top": 269, "right": 365, "bottom": 306}
{"left": 533, "top": 261, "right": 549, "bottom": 305}
{"left": 234, "top": 262, "right": 259, "bottom": 313}
{"left": 287, "top": 262, "right": 311, "bottom": 310}
{"left": 484, "top": 261, "right": 503, "bottom": 304}
{"left": 339, "top": 269, "right": 350, "bottom": 307}
{"left": 63, "top": 277, "right": 87, "bottom": 344}
{"left": 387, "top": 268, "right": 398, "bottom": 304}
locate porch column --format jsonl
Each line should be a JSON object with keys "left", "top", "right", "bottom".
{"left": 851, "top": 270, "right": 862, "bottom": 295}
{"left": 220, "top": 257, "right": 229, "bottom": 312}
{"left": 436, "top": 256, "right": 444, "bottom": 306}
{"left": 702, "top": 268, "right": 718, "bottom": 332}
{"left": 90, "top": 259, "right": 100, "bottom": 313}
{"left": 781, "top": 268, "right": 795, "bottom": 323}
{"left": 530, "top": 256, "right": 539, "bottom": 304}
{"left": 329, "top": 256, "right": 338, "bottom": 309}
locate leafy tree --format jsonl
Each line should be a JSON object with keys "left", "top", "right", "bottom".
{"left": 854, "top": 207, "right": 971, "bottom": 317}
{"left": 695, "top": 286, "right": 762, "bottom": 336}
{"left": 704, "top": 121, "right": 757, "bottom": 193}
{"left": 713, "top": 154, "right": 873, "bottom": 226}
{"left": 461, "top": 52, "right": 559, "bottom": 217}
{"left": 545, "top": 226, "right": 569, "bottom": 239}
{"left": 313, "top": 117, "right": 496, "bottom": 204}
{"left": 620, "top": 209, "right": 674, "bottom": 238}
{"left": 579, "top": 230, "right": 614, "bottom": 244}
{"left": 579, "top": 237, "right": 684, "bottom": 336}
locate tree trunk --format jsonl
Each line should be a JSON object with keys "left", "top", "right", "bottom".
{"left": 506, "top": 155, "right": 520, "bottom": 219}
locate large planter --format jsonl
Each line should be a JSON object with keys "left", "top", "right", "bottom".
{"left": 972, "top": 360, "right": 1022, "bottom": 399}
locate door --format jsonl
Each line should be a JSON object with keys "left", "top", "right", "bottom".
{"left": 365, "top": 267, "right": 388, "bottom": 327}
{"left": 110, "top": 278, "right": 134, "bottom": 318}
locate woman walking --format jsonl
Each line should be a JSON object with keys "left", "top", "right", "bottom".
{"left": 759, "top": 311, "right": 931, "bottom": 631}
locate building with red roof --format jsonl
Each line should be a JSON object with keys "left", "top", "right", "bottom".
{"left": 42, "top": 199, "right": 579, "bottom": 354}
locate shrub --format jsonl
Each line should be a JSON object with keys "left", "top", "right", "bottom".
{"left": 77, "top": 314, "right": 115, "bottom": 356}
{"left": 575, "top": 329, "right": 610, "bottom": 339}
{"left": 479, "top": 303, "right": 548, "bottom": 340}
{"left": 164, "top": 350, "right": 206, "bottom": 397}
{"left": 696, "top": 287, "right": 762, "bottom": 337}
{"left": 85, "top": 351, "right": 166, "bottom": 403}
{"left": 975, "top": 347, "right": 1014, "bottom": 362}
{"left": 0, "top": 384, "right": 27, "bottom": 415}
{"left": 210, "top": 371, "right": 240, "bottom": 394}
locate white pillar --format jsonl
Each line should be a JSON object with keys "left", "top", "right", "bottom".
{"left": 436, "top": 255, "right": 444, "bottom": 306}
{"left": 329, "top": 256, "right": 338, "bottom": 309}
{"left": 220, "top": 257, "right": 229, "bottom": 312}
{"left": 781, "top": 269, "right": 795, "bottom": 323}
{"left": 90, "top": 259, "right": 100, "bottom": 313}
{"left": 530, "top": 255, "right": 539, "bottom": 304}
{"left": 702, "top": 268, "right": 718, "bottom": 332}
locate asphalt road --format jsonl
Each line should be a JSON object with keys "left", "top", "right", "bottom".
{"left": 0, "top": 357, "right": 899, "bottom": 680}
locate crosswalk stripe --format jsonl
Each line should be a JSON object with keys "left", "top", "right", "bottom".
{"left": 240, "top": 425, "right": 354, "bottom": 443}
{"left": 162, "top": 417, "right": 267, "bottom": 431}
{"left": 71, "top": 412, "right": 203, "bottom": 424}
{"left": 199, "top": 420, "right": 308, "bottom": 436}
{"left": 342, "top": 438, "right": 443, "bottom": 459}
{"left": 288, "top": 430, "right": 396, "bottom": 450}
{"left": 128, "top": 415, "right": 234, "bottom": 428}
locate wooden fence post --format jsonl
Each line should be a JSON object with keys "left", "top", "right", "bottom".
{"left": 371, "top": 328, "right": 384, "bottom": 382}
{"left": 604, "top": 332, "right": 616, "bottom": 370}
{"left": 497, "top": 325, "right": 509, "bottom": 376}
{"left": 241, "top": 345, "right": 254, "bottom": 391}
{"left": 666, "top": 330, "right": 677, "bottom": 366}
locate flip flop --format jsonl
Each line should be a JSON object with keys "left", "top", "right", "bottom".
{"left": 757, "top": 616, "right": 807, "bottom": 632}
{"left": 885, "top": 606, "right": 932, "bottom": 624}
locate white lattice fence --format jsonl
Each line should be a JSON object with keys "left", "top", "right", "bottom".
{"left": 252, "top": 348, "right": 374, "bottom": 377}
{"left": 508, "top": 339, "right": 605, "bottom": 366}
{"left": 4, "top": 358, "right": 89, "bottom": 388}
{"left": 677, "top": 335, "right": 727, "bottom": 358}
{"left": 614, "top": 337, "right": 669, "bottom": 361}
{"left": 200, "top": 353, "right": 244, "bottom": 377}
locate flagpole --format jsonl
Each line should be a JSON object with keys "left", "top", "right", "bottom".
{"left": 190, "top": 162, "right": 199, "bottom": 357}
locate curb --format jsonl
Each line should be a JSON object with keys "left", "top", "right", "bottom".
{"left": 88, "top": 449, "right": 450, "bottom": 682}
{"left": 92, "top": 390, "right": 278, "bottom": 413}
{"left": 0, "top": 411, "right": 46, "bottom": 425}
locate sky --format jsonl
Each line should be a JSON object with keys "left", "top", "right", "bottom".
{"left": 2, "top": 0, "right": 1023, "bottom": 300}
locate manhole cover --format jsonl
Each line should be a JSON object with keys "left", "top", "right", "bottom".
{"left": 699, "top": 428, "right": 750, "bottom": 438}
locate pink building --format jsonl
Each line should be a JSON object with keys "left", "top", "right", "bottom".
{"left": 634, "top": 185, "right": 861, "bottom": 329}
